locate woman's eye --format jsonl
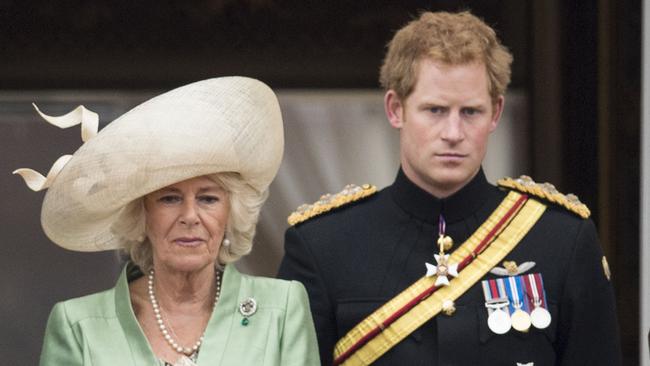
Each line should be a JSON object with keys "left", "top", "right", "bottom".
{"left": 199, "top": 195, "right": 220, "bottom": 204}
{"left": 159, "top": 195, "right": 181, "bottom": 204}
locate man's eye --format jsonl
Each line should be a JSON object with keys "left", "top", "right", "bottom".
{"left": 429, "top": 107, "right": 444, "bottom": 114}
{"left": 462, "top": 108, "right": 480, "bottom": 116}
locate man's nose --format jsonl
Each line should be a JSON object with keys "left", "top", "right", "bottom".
{"left": 440, "top": 113, "right": 464, "bottom": 142}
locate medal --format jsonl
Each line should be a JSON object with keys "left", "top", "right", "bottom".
{"left": 482, "top": 279, "right": 512, "bottom": 335}
{"left": 524, "top": 273, "right": 552, "bottom": 329}
{"left": 530, "top": 304, "right": 552, "bottom": 329}
{"left": 487, "top": 306, "right": 512, "bottom": 334}
{"left": 425, "top": 215, "right": 458, "bottom": 286}
{"left": 511, "top": 308, "right": 531, "bottom": 332}
{"left": 505, "top": 276, "right": 531, "bottom": 332}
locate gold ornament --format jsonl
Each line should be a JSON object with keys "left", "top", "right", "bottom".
{"left": 442, "top": 299, "right": 456, "bottom": 316}
{"left": 438, "top": 235, "right": 453, "bottom": 251}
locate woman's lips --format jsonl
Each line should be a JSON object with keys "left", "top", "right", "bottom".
{"left": 174, "top": 237, "right": 204, "bottom": 247}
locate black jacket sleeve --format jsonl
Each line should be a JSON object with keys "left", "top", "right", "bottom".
{"left": 278, "top": 226, "right": 337, "bottom": 366}
{"left": 556, "top": 219, "right": 622, "bottom": 365}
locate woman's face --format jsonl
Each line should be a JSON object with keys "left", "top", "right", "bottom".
{"left": 144, "top": 176, "right": 230, "bottom": 274}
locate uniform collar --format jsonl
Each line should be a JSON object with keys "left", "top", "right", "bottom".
{"left": 389, "top": 167, "right": 492, "bottom": 224}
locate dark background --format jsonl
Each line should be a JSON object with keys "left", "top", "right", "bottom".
{"left": 0, "top": 0, "right": 640, "bottom": 364}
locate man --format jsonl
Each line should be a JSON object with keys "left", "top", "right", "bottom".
{"left": 278, "top": 11, "right": 621, "bottom": 366}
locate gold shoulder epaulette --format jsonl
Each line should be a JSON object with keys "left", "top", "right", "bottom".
{"left": 287, "top": 184, "right": 377, "bottom": 226}
{"left": 497, "top": 175, "right": 590, "bottom": 218}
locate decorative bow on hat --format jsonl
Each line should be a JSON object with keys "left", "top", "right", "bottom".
{"left": 13, "top": 104, "right": 99, "bottom": 191}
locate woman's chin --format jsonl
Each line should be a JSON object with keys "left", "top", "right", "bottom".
{"left": 159, "top": 255, "right": 217, "bottom": 274}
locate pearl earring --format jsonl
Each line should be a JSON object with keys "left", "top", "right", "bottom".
{"left": 222, "top": 238, "right": 231, "bottom": 247}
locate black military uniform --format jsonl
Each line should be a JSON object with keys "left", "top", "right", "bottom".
{"left": 278, "top": 168, "right": 621, "bottom": 365}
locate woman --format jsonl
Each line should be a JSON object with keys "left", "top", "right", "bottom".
{"left": 14, "top": 77, "right": 320, "bottom": 366}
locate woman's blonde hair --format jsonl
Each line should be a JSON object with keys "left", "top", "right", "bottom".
{"left": 121, "top": 172, "right": 268, "bottom": 272}
{"left": 379, "top": 11, "right": 513, "bottom": 103}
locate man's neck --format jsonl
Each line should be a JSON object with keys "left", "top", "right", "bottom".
{"left": 401, "top": 168, "right": 479, "bottom": 199}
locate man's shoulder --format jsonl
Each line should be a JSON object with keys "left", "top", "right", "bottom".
{"left": 497, "top": 175, "right": 591, "bottom": 220}
{"left": 287, "top": 183, "right": 391, "bottom": 229}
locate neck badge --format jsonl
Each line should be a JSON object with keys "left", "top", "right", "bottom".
{"left": 425, "top": 215, "right": 458, "bottom": 286}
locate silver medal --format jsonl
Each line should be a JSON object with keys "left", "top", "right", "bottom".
{"left": 530, "top": 306, "right": 551, "bottom": 329}
{"left": 487, "top": 307, "right": 512, "bottom": 334}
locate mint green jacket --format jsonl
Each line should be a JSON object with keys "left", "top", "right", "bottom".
{"left": 39, "top": 264, "right": 320, "bottom": 366}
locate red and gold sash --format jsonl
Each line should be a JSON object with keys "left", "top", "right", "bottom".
{"left": 333, "top": 191, "right": 546, "bottom": 365}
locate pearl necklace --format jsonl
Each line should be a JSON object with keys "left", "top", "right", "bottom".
{"left": 148, "top": 269, "right": 221, "bottom": 355}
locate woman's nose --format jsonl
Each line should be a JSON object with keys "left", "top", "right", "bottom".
{"left": 179, "top": 200, "right": 200, "bottom": 226}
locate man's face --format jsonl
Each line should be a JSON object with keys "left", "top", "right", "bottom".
{"left": 385, "top": 59, "right": 504, "bottom": 198}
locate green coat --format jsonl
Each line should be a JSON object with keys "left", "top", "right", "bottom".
{"left": 40, "top": 264, "right": 320, "bottom": 366}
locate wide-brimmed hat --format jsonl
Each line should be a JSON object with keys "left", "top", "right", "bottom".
{"left": 14, "top": 77, "right": 284, "bottom": 252}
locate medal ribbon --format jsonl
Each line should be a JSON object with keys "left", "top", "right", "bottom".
{"left": 482, "top": 278, "right": 510, "bottom": 312}
{"left": 516, "top": 276, "right": 531, "bottom": 312}
{"left": 522, "top": 273, "right": 552, "bottom": 330}
{"left": 438, "top": 215, "right": 446, "bottom": 243}
{"left": 504, "top": 277, "right": 517, "bottom": 313}
{"left": 524, "top": 273, "right": 548, "bottom": 309}
{"left": 504, "top": 276, "right": 528, "bottom": 313}
{"left": 483, "top": 276, "right": 531, "bottom": 319}
{"left": 482, "top": 280, "right": 496, "bottom": 312}
{"left": 495, "top": 278, "right": 510, "bottom": 312}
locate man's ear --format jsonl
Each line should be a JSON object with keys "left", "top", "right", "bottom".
{"left": 385, "top": 90, "right": 405, "bottom": 129}
{"left": 489, "top": 95, "right": 505, "bottom": 132}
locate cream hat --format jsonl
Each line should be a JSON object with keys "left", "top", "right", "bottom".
{"left": 14, "top": 77, "right": 284, "bottom": 252}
